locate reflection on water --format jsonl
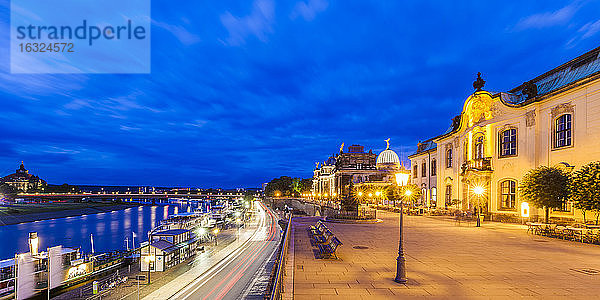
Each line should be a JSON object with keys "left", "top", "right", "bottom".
{"left": 0, "top": 203, "right": 199, "bottom": 259}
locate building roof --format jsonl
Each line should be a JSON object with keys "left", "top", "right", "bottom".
{"left": 408, "top": 140, "right": 437, "bottom": 158}
{"left": 150, "top": 240, "right": 174, "bottom": 251}
{"left": 377, "top": 149, "right": 400, "bottom": 165}
{"left": 503, "top": 45, "right": 600, "bottom": 106}
{"left": 153, "top": 229, "right": 189, "bottom": 236}
{"left": 423, "top": 46, "right": 600, "bottom": 143}
{"left": 1, "top": 162, "right": 46, "bottom": 184}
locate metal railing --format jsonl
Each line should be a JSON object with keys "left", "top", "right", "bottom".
{"left": 461, "top": 157, "right": 492, "bottom": 174}
{"left": 330, "top": 208, "right": 377, "bottom": 220}
{"left": 268, "top": 213, "right": 293, "bottom": 300}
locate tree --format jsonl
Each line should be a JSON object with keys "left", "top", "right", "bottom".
{"left": 341, "top": 181, "right": 359, "bottom": 213}
{"left": 264, "top": 176, "right": 293, "bottom": 197}
{"left": 570, "top": 162, "right": 600, "bottom": 224}
{"left": 0, "top": 183, "right": 18, "bottom": 200}
{"left": 520, "top": 166, "right": 570, "bottom": 223}
{"left": 385, "top": 184, "right": 421, "bottom": 207}
{"left": 264, "top": 176, "right": 313, "bottom": 197}
{"left": 299, "top": 178, "right": 313, "bottom": 194}
{"left": 291, "top": 178, "right": 302, "bottom": 196}
{"left": 386, "top": 185, "right": 400, "bottom": 207}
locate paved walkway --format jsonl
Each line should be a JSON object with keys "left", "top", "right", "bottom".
{"left": 290, "top": 210, "right": 600, "bottom": 299}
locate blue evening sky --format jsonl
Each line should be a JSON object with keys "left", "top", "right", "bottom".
{"left": 1, "top": 1, "right": 599, "bottom": 188}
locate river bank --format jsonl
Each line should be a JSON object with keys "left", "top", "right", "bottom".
{"left": 0, "top": 202, "right": 143, "bottom": 226}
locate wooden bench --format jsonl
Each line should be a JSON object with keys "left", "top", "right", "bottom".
{"left": 317, "top": 236, "right": 342, "bottom": 259}
{"left": 310, "top": 221, "right": 327, "bottom": 236}
{"left": 314, "top": 228, "right": 333, "bottom": 244}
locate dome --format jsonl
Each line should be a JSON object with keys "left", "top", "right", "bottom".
{"left": 377, "top": 149, "right": 400, "bottom": 165}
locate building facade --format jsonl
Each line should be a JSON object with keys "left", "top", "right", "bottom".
{"left": 408, "top": 140, "right": 438, "bottom": 208}
{"left": 312, "top": 142, "right": 402, "bottom": 204}
{"left": 0, "top": 162, "right": 47, "bottom": 192}
{"left": 410, "top": 46, "right": 600, "bottom": 222}
{"left": 140, "top": 229, "right": 198, "bottom": 272}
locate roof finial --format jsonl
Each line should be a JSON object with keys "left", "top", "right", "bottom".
{"left": 473, "top": 72, "right": 485, "bottom": 91}
{"left": 339, "top": 142, "right": 344, "bottom": 153}
{"left": 384, "top": 138, "right": 390, "bottom": 150}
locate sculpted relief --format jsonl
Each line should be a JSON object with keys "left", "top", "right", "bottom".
{"left": 466, "top": 93, "right": 499, "bottom": 128}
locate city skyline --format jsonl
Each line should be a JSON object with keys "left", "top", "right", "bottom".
{"left": 2, "top": 1, "right": 600, "bottom": 188}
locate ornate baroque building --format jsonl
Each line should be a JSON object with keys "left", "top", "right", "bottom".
{"left": 312, "top": 141, "right": 401, "bottom": 203}
{"left": 409, "top": 46, "right": 600, "bottom": 221}
{"left": 1, "top": 162, "right": 47, "bottom": 192}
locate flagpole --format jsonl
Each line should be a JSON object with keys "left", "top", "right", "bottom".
{"left": 47, "top": 248, "right": 50, "bottom": 300}
{"left": 90, "top": 234, "right": 95, "bottom": 254}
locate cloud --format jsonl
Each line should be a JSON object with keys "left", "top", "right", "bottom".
{"left": 152, "top": 20, "right": 201, "bottom": 45}
{"left": 291, "top": 0, "right": 328, "bottom": 21}
{"left": 566, "top": 19, "right": 600, "bottom": 48}
{"left": 515, "top": 3, "right": 580, "bottom": 30}
{"left": 220, "top": 0, "right": 275, "bottom": 46}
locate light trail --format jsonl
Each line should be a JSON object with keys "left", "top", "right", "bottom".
{"left": 201, "top": 202, "right": 276, "bottom": 300}
{"left": 213, "top": 205, "right": 277, "bottom": 300}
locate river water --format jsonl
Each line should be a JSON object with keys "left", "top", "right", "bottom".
{"left": 0, "top": 202, "right": 204, "bottom": 259}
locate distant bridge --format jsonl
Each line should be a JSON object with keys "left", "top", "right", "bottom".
{"left": 16, "top": 192, "right": 257, "bottom": 201}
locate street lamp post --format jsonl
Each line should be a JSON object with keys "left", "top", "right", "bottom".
{"left": 144, "top": 254, "right": 155, "bottom": 285}
{"left": 472, "top": 185, "right": 485, "bottom": 227}
{"left": 213, "top": 228, "right": 220, "bottom": 246}
{"left": 394, "top": 170, "right": 411, "bottom": 284}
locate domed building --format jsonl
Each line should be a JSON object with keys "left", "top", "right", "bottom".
{"left": 376, "top": 138, "right": 401, "bottom": 175}
{"left": 0, "top": 162, "right": 47, "bottom": 192}
{"left": 311, "top": 140, "right": 405, "bottom": 205}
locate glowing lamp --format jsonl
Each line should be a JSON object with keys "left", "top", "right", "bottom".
{"left": 472, "top": 186, "right": 485, "bottom": 196}
{"left": 405, "top": 190, "right": 412, "bottom": 197}
{"left": 375, "top": 191, "right": 381, "bottom": 196}
{"left": 28, "top": 232, "right": 39, "bottom": 255}
{"left": 521, "top": 202, "right": 530, "bottom": 217}
{"left": 395, "top": 172, "right": 410, "bottom": 187}
{"left": 358, "top": 192, "right": 363, "bottom": 196}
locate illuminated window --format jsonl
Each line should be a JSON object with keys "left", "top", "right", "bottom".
{"left": 430, "top": 187, "right": 437, "bottom": 207}
{"left": 446, "top": 149, "right": 452, "bottom": 168}
{"left": 553, "top": 198, "right": 573, "bottom": 213}
{"left": 499, "top": 180, "right": 516, "bottom": 210}
{"left": 431, "top": 159, "right": 437, "bottom": 176}
{"left": 554, "top": 114, "right": 572, "bottom": 148}
{"left": 499, "top": 129, "right": 517, "bottom": 157}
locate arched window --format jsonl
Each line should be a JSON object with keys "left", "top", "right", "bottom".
{"left": 421, "top": 160, "right": 427, "bottom": 177}
{"left": 431, "top": 159, "right": 437, "bottom": 176}
{"left": 474, "top": 136, "right": 484, "bottom": 159}
{"left": 413, "top": 165, "right": 418, "bottom": 177}
{"left": 499, "top": 128, "right": 517, "bottom": 157}
{"left": 554, "top": 114, "right": 572, "bottom": 148}
{"left": 446, "top": 149, "right": 452, "bottom": 168}
{"left": 499, "top": 180, "right": 516, "bottom": 210}
{"left": 430, "top": 187, "right": 437, "bottom": 207}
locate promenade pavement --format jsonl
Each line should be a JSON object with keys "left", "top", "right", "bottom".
{"left": 289, "top": 210, "right": 600, "bottom": 299}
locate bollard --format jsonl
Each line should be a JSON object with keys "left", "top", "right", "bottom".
{"left": 93, "top": 281, "right": 98, "bottom": 295}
